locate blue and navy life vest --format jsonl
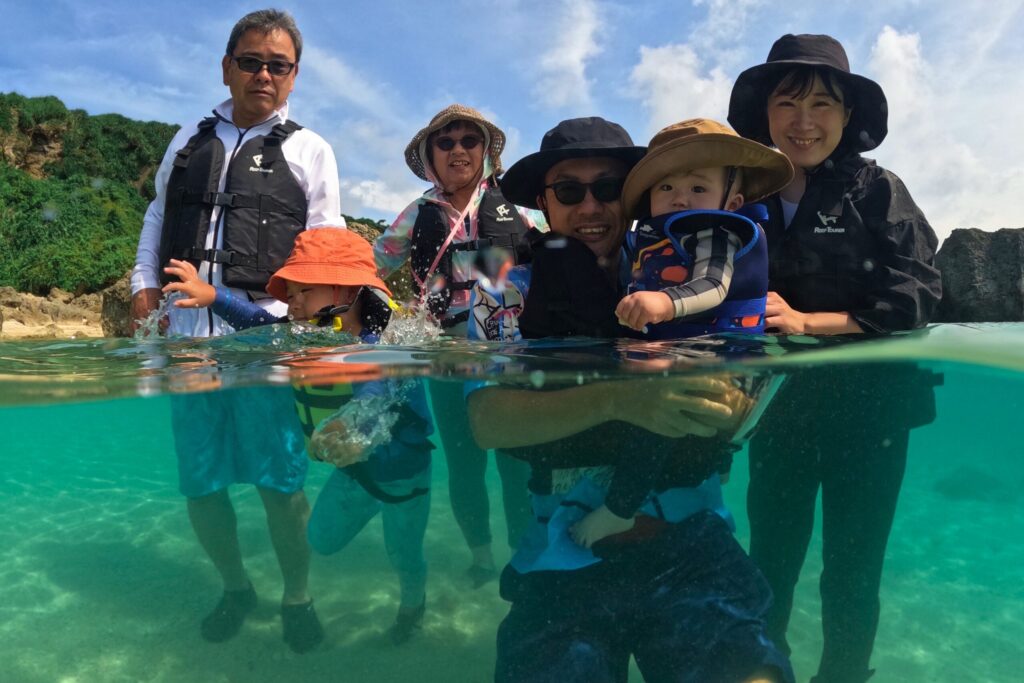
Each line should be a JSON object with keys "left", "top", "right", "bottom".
{"left": 626, "top": 207, "right": 769, "bottom": 339}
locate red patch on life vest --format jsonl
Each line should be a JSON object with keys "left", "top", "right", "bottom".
{"left": 660, "top": 265, "right": 688, "bottom": 284}
{"left": 735, "top": 314, "right": 764, "bottom": 328}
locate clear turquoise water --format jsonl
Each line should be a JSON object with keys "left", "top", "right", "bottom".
{"left": 1, "top": 324, "right": 1022, "bottom": 682}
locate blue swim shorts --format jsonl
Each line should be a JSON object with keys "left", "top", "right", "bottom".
{"left": 170, "top": 385, "right": 307, "bottom": 498}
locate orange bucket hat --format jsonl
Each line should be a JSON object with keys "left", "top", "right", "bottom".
{"left": 266, "top": 228, "right": 392, "bottom": 303}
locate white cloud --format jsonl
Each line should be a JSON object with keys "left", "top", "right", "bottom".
{"left": 341, "top": 178, "right": 424, "bottom": 216}
{"left": 626, "top": 0, "right": 763, "bottom": 138}
{"left": 532, "top": 0, "right": 603, "bottom": 109}
{"left": 867, "top": 25, "right": 1024, "bottom": 240}
{"left": 627, "top": 44, "right": 733, "bottom": 138}
{"left": 689, "top": 0, "right": 764, "bottom": 67}
{"left": 299, "top": 46, "right": 405, "bottom": 129}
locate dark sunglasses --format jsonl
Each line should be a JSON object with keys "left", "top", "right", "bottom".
{"left": 231, "top": 55, "right": 296, "bottom": 76}
{"left": 434, "top": 135, "right": 483, "bottom": 152}
{"left": 544, "top": 177, "right": 624, "bottom": 205}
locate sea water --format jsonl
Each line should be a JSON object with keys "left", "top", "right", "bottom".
{"left": 0, "top": 324, "right": 1021, "bottom": 682}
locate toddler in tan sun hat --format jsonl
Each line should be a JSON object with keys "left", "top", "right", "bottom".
{"left": 615, "top": 118, "right": 793, "bottom": 337}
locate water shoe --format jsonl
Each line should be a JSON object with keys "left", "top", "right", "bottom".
{"left": 281, "top": 599, "right": 324, "bottom": 653}
{"left": 465, "top": 564, "right": 497, "bottom": 589}
{"left": 200, "top": 584, "right": 257, "bottom": 642}
{"left": 388, "top": 601, "right": 426, "bottom": 645}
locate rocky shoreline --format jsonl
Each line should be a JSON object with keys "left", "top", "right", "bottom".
{"left": 2, "top": 227, "right": 1021, "bottom": 340}
{"left": 0, "top": 285, "right": 106, "bottom": 339}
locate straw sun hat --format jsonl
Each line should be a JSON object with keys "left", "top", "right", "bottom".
{"left": 404, "top": 104, "right": 506, "bottom": 181}
{"left": 621, "top": 118, "right": 794, "bottom": 221}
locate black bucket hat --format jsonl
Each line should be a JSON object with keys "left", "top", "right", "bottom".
{"left": 500, "top": 117, "right": 646, "bottom": 209}
{"left": 728, "top": 34, "right": 888, "bottom": 153}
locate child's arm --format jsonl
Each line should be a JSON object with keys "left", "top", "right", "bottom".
{"left": 571, "top": 504, "right": 635, "bottom": 548}
{"left": 616, "top": 227, "right": 741, "bottom": 332}
{"left": 162, "top": 259, "right": 217, "bottom": 308}
{"left": 570, "top": 450, "right": 670, "bottom": 548}
{"left": 162, "top": 259, "right": 283, "bottom": 330}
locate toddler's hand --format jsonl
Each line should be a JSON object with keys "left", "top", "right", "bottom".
{"left": 310, "top": 418, "right": 368, "bottom": 468}
{"left": 616, "top": 291, "right": 675, "bottom": 332}
{"left": 570, "top": 505, "right": 636, "bottom": 548}
{"left": 162, "top": 259, "right": 216, "bottom": 309}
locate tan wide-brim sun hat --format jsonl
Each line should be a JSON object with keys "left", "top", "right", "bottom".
{"left": 404, "top": 104, "right": 506, "bottom": 181}
{"left": 621, "top": 118, "right": 795, "bottom": 221}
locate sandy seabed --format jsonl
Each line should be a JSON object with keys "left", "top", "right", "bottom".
{"left": 1, "top": 370, "right": 1022, "bottom": 682}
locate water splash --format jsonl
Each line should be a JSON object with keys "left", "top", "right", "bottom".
{"left": 132, "top": 293, "right": 183, "bottom": 340}
{"left": 310, "top": 380, "right": 414, "bottom": 464}
{"left": 380, "top": 304, "right": 442, "bottom": 345}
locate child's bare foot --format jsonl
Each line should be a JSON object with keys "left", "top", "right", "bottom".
{"left": 570, "top": 505, "right": 635, "bottom": 548}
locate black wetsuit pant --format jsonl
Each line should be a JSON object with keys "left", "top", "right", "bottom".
{"left": 748, "top": 371, "right": 913, "bottom": 683}
{"left": 495, "top": 511, "right": 794, "bottom": 683}
{"left": 428, "top": 379, "right": 531, "bottom": 551}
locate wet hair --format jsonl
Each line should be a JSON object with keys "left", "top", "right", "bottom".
{"left": 226, "top": 9, "right": 303, "bottom": 62}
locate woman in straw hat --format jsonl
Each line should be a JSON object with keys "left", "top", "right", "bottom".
{"left": 728, "top": 34, "right": 942, "bottom": 683}
{"left": 375, "top": 105, "right": 546, "bottom": 587}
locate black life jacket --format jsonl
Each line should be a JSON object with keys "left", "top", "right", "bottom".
{"left": 518, "top": 234, "right": 636, "bottom": 339}
{"left": 409, "top": 186, "right": 539, "bottom": 322}
{"left": 158, "top": 116, "right": 308, "bottom": 291}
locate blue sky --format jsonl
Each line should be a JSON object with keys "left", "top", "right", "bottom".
{"left": 2, "top": 0, "right": 1023, "bottom": 241}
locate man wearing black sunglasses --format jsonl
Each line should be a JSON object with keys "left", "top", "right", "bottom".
{"left": 467, "top": 117, "right": 645, "bottom": 341}
{"left": 129, "top": 8, "right": 343, "bottom": 655}
{"left": 467, "top": 118, "right": 791, "bottom": 683}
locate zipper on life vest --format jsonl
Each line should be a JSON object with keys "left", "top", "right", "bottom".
{"left": 207, "top": 124, "right": 252, "bottom": 335}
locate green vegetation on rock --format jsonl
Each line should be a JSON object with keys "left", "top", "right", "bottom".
{"left": 0, "top": 92, "right": 179, "bottom": 294}
{"left": 0, "top": 93, "right": 398, "bottom": 297}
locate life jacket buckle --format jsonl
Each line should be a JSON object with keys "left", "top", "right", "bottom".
{"left": 205, "top": 192, "right": 237, "bottom": 207}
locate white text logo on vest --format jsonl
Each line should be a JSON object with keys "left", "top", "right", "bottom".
{"left": 813, "top": 211, "right": 844, "bottom": 234}
{"left": 495, "top": 203, "right": 513, "bottom": 222}
{"left": 250, "top": 154, "right": 274, "bottom": 174}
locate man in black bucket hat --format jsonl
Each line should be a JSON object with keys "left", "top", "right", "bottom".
{"left": 475, "top": 117, "right": 646, "bottom": 339}
{"left": 467, "top": 118, "right": 794, "bottom": 683}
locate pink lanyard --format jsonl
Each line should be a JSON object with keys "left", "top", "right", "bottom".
{"left": 411, "top": 196, "right": 477, "bottom": 299}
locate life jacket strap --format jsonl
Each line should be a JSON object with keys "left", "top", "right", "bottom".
{"left": 182, "top": 246, "right": 258, "bottom": 269}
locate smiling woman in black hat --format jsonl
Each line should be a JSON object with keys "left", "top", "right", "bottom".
{"left": 728, "top": 34, "right": 943, "bottom": 683}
